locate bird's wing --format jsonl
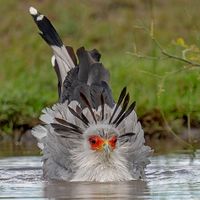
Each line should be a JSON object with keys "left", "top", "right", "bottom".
{"left": 29, "top": 7, "right": 114, "bottom": 108}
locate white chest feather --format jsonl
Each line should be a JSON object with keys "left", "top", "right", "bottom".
{"left": 71, "top": 151, "right": 133, "bottom": 182}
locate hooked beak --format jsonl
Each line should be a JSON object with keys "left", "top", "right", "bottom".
{"left": 103, "top": 141, "right": 112, "bottom": 154}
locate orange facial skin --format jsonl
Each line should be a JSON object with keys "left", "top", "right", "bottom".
{"left": 88, "top": 135, "right": 117, "bottom": 151}
{"left": 88, "top": 135, "right": 105, "bottom": 151}
{"left": 108, "top": 135, "right": 117, "bottom": 150}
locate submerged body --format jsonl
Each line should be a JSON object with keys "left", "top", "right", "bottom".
{"left": 30, "top": 7, "right": 152, "bottom": 182}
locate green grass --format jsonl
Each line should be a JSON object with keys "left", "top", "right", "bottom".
{"left": 0, "top": 0, "right": 200, "bottom": 133}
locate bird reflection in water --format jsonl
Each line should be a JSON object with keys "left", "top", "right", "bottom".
{"left": 44, "top": 180, "right": 149, "bottom": 199}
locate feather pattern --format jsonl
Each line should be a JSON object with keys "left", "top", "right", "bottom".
{"left": 80, "top": 92, "right": 97, "bottom": 124}
{"left": 115, "top": 101, "right": 136, "bottom": 127}
{"left": 68, "top": 106, "right": 89, "bottom": 126}
{"left": 32, "top": 99, "right": 152, "bottom": 182}
{"left": 51, "top": 122, "right": 82, "bottom": 135}
{"left": 30, "top": 7, "right": 152, "bottom": 182}
{"left": 55, "top": 117, "right": 83, "bottom": 134}
{"left": 112, "top": 93, "right": 130, "bottom": 125}
{"left": 109, "top": 87, "right": 127, "bottom": 124}
{"left": 29, "top": 6, "right": 75, "bottom": 99}
{"left": 100, "top": 93, "right": 105, "bottom": 121}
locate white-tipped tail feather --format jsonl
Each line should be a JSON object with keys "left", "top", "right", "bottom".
{"left": 29, "top": 6, "right": 38, "bottom": 15}
{"left": 29, "top": 7, "right": 75, "bottom": 99}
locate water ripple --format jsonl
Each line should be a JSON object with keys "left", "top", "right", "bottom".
{"left": 0, "top": 152, "right": 200, "bottom": 199}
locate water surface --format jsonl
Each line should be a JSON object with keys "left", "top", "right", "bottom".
{"left": 0, "top": 151, "right": 200, "bottom": 199}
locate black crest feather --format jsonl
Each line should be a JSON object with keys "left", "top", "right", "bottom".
{"left": 80, "top": 92, "right": 97, "bottom": 124}
{"left": 115, "top": 101, "right": 136, "bottom": 127}
{"left": 55, "top": 118, "right": 83, "bottom": 134}
{"left": 109, "top": 87, "right": 127, "bottom": 124}
{"left": 100, "top": 93, "right": 105, "bottom": 121}
{"left": 68, "top": 106, "right": 89, "bottom": 126}
{"left": 76, "top": 105, "right": 90, "bottom": 125}
{"left": 112, "top": 93, "right": 130, "bottom": 125}
{"left": 118, "top": 132, "right": 135, "bottom": 138}
{"left": 51, "top": 123, "right": 80, "bottom": 135}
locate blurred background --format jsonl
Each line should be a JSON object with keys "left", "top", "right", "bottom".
{"left": 0, "top": 0, "right": 200, "bottom": 155}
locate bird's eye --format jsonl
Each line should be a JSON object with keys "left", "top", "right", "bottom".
{"left": 88, "top": 135, "right": 104, "bottom": 150}
{"left": 89, "top": 138, "right": 96, "bottom": 144}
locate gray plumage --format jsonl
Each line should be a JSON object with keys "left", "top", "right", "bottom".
{"left": 61, "top": 47, "right": 113, "bottom": 108}
{"left": 29, "top": 6, "right": 152, "bottom": 182}
{"left": 29, "top": 7, "right": 113, "bottom": 107}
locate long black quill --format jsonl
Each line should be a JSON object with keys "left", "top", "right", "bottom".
{"left": 100, "top": 93, "right": 105, "bottom": 121}
{"left": 115, "top": 101, "right": 136, "bottom": 127}
{"left": 112, "top": 93, "right": 130, "bottom": 125}
{"left": 109, "top": 87, "right": 127, "bottom": 124}
{"left": 80, "top": 92, "right": 97, "bottom": 124}
{"left": 68, "top": 106, "right": 89, "bottom": 126}
{"left": 55, "top": 118, "right": 83, "bottom": 134}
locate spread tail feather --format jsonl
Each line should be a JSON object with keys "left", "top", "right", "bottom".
{"left": 29, "top": 6, "right": 76, "bottom": 99}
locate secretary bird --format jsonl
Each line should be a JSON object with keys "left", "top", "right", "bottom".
{"left": 29, "top": 6, "right": 152, "bottom": 182}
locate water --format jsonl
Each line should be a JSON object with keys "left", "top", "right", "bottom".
{"left": 0, "top": 151, "right": 200, "bottom": 199}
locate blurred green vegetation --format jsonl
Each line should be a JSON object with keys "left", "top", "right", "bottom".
{"left": 0, "top": 0, "right": 200, "bottom": 134}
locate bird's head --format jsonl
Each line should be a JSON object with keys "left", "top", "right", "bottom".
{"left": 37, "top": 87, "right": 152, "bottom": 181}
{"left": 84, "top": 124, "right": 119, "bottom": 155}
{"left": 46, "top": 87, "right": 138, "bottom": 157}
{"left": 88, "top": 134, "right": 117, "bottom": 152}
